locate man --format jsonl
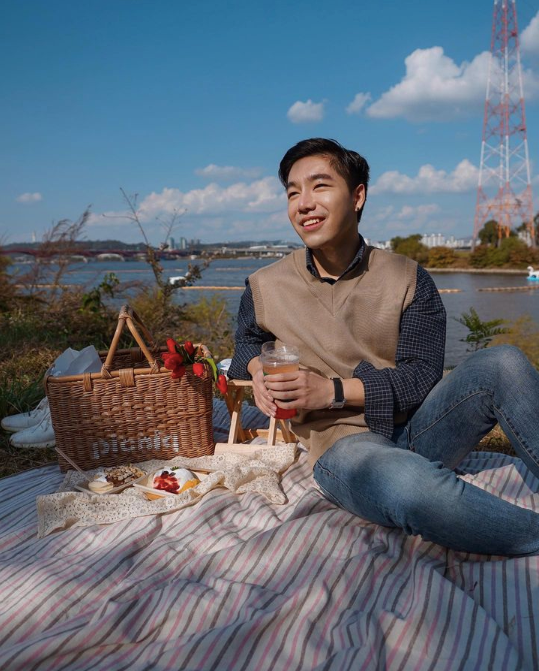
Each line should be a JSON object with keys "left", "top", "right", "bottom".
{"left": 228, "top": 137, "right": 539, "bottom": 556}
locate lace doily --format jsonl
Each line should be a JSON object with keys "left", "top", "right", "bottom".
{"left": 36, "top": 443, "right": 297, "bottom": 537}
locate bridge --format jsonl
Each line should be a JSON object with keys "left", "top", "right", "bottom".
{"left": 0, "top": 248, "right": 199, "bottom": 260}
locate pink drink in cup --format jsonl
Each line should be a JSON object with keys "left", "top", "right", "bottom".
{"left": 260, "top": 342, "right": 300, "bottom": 419}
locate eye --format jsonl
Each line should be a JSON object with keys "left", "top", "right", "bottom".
{"left": 287, "top": 190, "right": 299, "bottom": 200}
{"left": 314, "top": 183, "right": 329, "bottom": 189}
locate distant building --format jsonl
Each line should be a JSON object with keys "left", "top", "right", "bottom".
{"left": 421, "top": 233, "right": 445, "bottom": 248}
{"left": 364, "top": 238, "right": 392, "bottom": 250}
{"left": 421, "top": 233, "right": 471, "bottom": 249}
{"left": 518, "top": 229, "right": 533, "bottom": 246}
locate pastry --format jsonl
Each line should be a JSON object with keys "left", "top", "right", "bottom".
{"left": 104, "top": 464, "right": 145, "bottom": 487}
{"left": 88, "top": 475, "right": 114, "bottom": 493}
{"left": 144, "top": 468, "right": 200, "bottom": 500}
{"left": 87, "top": 464, "right": 145, "bottom": 494}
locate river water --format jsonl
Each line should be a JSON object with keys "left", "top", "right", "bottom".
{"left": 10, "top": 257, "right": 539, "bottom": 367}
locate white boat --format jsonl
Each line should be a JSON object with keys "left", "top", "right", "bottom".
{"left": 169, "top": 275, "right": 186, "bottom": 285}
{"left": 526, "top": 266, "right": 539, "bottom": 280}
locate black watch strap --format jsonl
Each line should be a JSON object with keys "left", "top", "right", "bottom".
{"left": 329, "top": 377, "right": 346, "bottom": 409}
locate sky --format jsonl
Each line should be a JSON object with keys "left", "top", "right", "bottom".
{"left": 2, "top": 0, "right": 539, "bottom": 246}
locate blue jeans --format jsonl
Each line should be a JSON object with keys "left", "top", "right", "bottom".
{"left": 313, "top": 345, "right": 539, "bottom": 555}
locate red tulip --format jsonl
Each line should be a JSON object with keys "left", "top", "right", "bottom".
{"left": 166, "top": 338, "right": 178, "bottom": 354}
{"left": 171, "top": 365, "right": 186, "bottom": 379}
{"left": 184, "top": 341, "right": 195, "bottom": 356}
{"left": 193, "top": 362, "right": 205, "bottom": 377}
{"left": 162, "top": 352, "right": 183, "bottom": 370}
{"left": 217, "top": 374, "right": 228, "bottom": 395}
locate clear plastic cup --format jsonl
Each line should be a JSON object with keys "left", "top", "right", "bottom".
{"left": 260, "top": 342, "right": 300, "bottom": 419}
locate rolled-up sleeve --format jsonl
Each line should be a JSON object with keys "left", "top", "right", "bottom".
{"left": 354, "top": 265, "right": 446, "bottom": 438}
{"left": 227, "top": 280, "right": 274, "bottom": 380}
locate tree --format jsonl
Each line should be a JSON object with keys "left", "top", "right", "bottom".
{"left": 114, "top": 189, "right": 208, "bottom": 314}
{"left": 427, "top": 246, "right": 457, "bottom": 268}
{"left": 478, "top": 219, "right": 517, "bottom": 246}
{"left": 478, "top": 220, "right": 499, "bottom": 246}
{"left": 390, "top": 234, "right": 429, "bottom": 264}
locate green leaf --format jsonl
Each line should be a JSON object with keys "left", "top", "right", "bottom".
{"left": 205, "top": 356, "right": 219, "bottom": 382}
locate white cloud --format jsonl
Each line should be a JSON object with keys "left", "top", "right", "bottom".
{"left": 346, "top": 92, "right": 371, "bottom": 115}
{"left": 365, "top": 203, "right": 442, "bottom": 234}
{"left": 370, "top": 159, "right": 479, "bottom": 195}
{"left": 522, "top": 11, "right": 539, "bottom": 56}
{"left": 396, "top": 204, "right": 440, "bottom": 220}
{"left": 88, "top": 177, "right": 287, "bottom": 228}
{"left": 225, "top": 211, "right": 294, "bottom": 238}
{"left": 16, "top": 192, "right": 42, "bottom": 203}
{"left": 366, "top": 47, "right": 539, "bottom": 122}
{"left": 142, "top": 177, "right": 284, "bottom": 217}
{"left": 287, "top": 99, "right": 325, "bottom": 123}
{"left": 195, "top": 164, "right": 262, "bottom": 181}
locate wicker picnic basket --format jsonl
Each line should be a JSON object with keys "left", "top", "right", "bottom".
{"left": 46, "top": 305, "right": 214, "bottom": 472}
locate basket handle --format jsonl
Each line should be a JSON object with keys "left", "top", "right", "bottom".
{"left": 102, "top": 305, "right": 160, "bottom": 375}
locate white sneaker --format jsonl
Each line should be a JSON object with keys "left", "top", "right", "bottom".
{"left": 9, "top": 413, "right": 56, "bottom": 449}
{"left": 1, "top": 398, "right": 50, "bottom": 434}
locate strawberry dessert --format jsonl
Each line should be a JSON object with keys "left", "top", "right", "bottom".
{"left": 152, "top": 468, "right": 199, "bottom": 494}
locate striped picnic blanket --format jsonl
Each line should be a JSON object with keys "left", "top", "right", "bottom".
{"left": 0, "top": 407, "right": 538, "bottom": 670}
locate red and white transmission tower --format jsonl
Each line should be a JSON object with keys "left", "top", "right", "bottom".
{"left": 473, "top": 0, "right": 534, "bottom": 246}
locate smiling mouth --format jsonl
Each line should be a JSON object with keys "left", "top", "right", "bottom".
{"left": 301, "top": 217, "right": 324, "bottom": 230}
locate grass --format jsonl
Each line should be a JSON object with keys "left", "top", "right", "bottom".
{"left": 0, "top": 345, "right": 60, "bottom": 478}
{"left": 477, "top": 424, "right": 516, "bottom": 457}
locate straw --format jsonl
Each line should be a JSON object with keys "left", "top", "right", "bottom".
{"left": 54, "top": 446, "right": 92, "bottom": 481}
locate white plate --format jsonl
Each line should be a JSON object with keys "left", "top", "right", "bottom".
{"left": 132, "top": 482, "right": 182, "bottom": 499}
{"left": 75, "top": 474, "right": 146, "bottom": 496}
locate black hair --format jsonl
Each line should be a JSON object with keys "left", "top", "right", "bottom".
{"left": 278, "top": 138, "right": 370, "bottom": 223}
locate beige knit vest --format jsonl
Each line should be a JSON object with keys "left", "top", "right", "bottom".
{"left": 249, "top": 246, "right": 418, "bottom": 465}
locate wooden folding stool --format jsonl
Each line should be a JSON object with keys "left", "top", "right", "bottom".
{"left": 214, "top": 380, "right": 298, "bottom": 456}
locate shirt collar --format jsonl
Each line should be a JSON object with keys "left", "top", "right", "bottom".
{"left": 305, "top": 235, "right": 366, "bottom": 282}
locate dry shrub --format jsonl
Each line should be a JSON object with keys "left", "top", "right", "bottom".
{"left": 130, "top": 291, "right": 234, "bottom": 361}
{"left": 182, "top": 296, "right": 234, "bottom": 361}
{"left": 490, "top": 315, "right": 539, "bottom": 368}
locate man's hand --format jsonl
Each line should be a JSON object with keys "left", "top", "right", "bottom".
{"left": 247, "top": 357, "right": 366, "bottom": 415}
{"left": 247, "top": 357, "right": 278, "bottom": 417}
{"left": 264, "top": 370, "right": 334, "bottom": 411}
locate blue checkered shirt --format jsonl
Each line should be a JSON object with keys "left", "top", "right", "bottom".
{"left": 228, "top": 239, "right": 446, "bottom": 438}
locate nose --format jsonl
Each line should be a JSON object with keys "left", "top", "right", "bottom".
{"left": 297, "top": 189, "right": 315, "bottom": 213}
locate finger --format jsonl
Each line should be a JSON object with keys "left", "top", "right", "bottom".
{"left": 275, "top": 399, "right": 298, "bottom": 410}
{"left": 263, "top": 373, "right": 300, "bottom": 382}
{"left": 256, "top": 403, "right": 275, "bottom": 417}
{"left": 265, "top": 380, "right": 301, "bottom": 393}
{"left": 254, "top": 391, "right": 277, "bottom": 416}
{"left": 254, "top": 382, "right": 276, "bottom": 402}
{"left": 269, "top": 389, "right": 299, "bottom": 401}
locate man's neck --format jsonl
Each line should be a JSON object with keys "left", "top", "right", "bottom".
{"left": 310, "top": 236, "right": 362, "bottom": 280}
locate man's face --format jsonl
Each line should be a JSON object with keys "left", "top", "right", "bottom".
{"left": 286, "top": 154, "right": 365, "bottom": 251}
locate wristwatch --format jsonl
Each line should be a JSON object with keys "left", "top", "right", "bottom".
{"left": 329, "top": 378, "right": 346, "bottom": 409}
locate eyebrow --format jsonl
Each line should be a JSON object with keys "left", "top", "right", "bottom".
{"left": 286, "top": 173, "right": 335, "bottom": 189}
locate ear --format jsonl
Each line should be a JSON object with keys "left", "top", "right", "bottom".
{"left": 353, "top": 184, "right": 366, "bottom": 211}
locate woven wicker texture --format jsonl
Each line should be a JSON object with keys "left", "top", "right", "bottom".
{"left": 46, "top": 307, "right": 214, "bottom": 472}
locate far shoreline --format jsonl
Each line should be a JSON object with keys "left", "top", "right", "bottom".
{"left": 425, "top": 267, "right": 530, "bottom": 274}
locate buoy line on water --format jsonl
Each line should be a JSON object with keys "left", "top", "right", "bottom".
{"left": 478, "top": 285, "right": 539, "bottom": 292}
